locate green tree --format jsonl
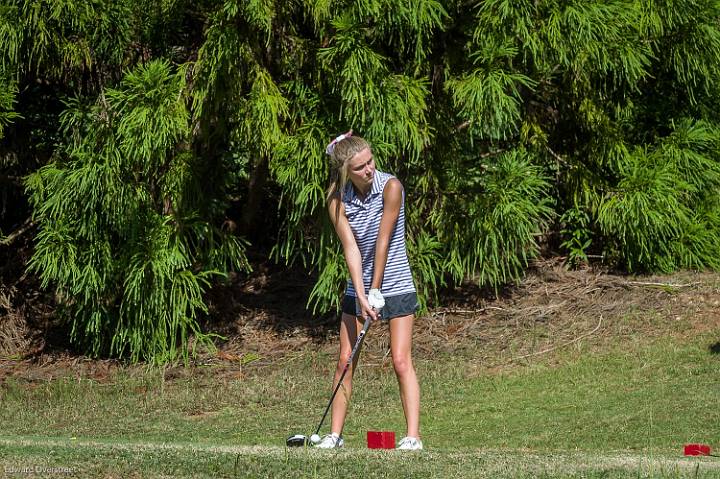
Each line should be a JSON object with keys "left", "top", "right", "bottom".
{"left": 2, "top": 0, "right": 720, "bottom": 362}
{"left": 26, "top": 60, "right": 248, "bottom": 362}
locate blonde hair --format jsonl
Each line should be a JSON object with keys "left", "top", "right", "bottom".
{"left": 325, "top": 135, "right": 372, "bottom": 203}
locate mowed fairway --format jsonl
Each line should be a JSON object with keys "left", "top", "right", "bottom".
{"left": 1, "top": 274, "right": 720, "bottom": 477}
{"left": 1, "top": 436, "right": 719, "bottom": 478}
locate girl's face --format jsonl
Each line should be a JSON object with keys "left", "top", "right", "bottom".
{"left": 347, "top": 147, "right": 375, "bottom": 193}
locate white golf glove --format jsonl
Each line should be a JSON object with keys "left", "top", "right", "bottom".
{"left": 368, "top": 288, "right": 385, "bottom": 310}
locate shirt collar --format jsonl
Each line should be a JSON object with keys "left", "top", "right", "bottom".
{"left": 343, "top": 171, "right": 383, "bottom": 205}
{"left": 369, "top": 171, "right": 384, "bottom": 196}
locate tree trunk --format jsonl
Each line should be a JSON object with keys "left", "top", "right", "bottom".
{"left": 240, "top": 155, "right": 269, "bottom": 237}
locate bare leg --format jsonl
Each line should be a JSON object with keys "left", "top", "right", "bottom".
{"left": 390, "top": 314, "right": 420, "bottom": 438}
{"left": 329, "top": 313, "right": 364, "bottom": 436}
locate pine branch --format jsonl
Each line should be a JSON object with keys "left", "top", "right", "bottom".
{"left": 545, "top": 145, "right": 570, "bottom": 166}
{"left": 0, "top": 218, "right": 35, "bottom": 246}
{"left": 626, "top": 281, "right": 700, "bottom": 288}
{"left": 0, "top": 175, "right": 23, "bottom": 186}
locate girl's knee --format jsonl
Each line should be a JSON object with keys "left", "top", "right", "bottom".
{"left": 392, "top": 353, "right": 414, "bottom": 377}
{"left": 336, "top": 354, "right": 354, "bottom": 375}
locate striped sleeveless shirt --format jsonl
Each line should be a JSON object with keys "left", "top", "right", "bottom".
{"left": 342, "top": 170, "right": 416, "bottom": 298}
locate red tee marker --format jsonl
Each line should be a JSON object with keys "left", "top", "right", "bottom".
{"left": 684, "top": 444, "right": 711, "bottom": 456}
{"left": 367, "top": 431, "right": 396, "bottom": 449}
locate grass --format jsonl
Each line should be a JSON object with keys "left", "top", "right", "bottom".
{"left": 1, "top": 438, "right": 719, "bottom": 478}
{"left": 1, "top": 321, "right": 719, "bottom": 476}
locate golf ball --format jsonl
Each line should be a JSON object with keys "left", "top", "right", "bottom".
{"left": 310, "top": 434, "right": 321, "bottom": 444}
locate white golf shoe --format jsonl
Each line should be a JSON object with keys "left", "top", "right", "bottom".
{"left": 315, "top": 433, "right": 344, "bottom": 449}
{"left": 397, "top": 436, "right": 423, "bottom": 450}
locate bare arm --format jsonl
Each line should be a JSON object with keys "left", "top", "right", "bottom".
{"left": 328, "top": 196, "right": 378, "bottom": 320}
{"left": 370, "top": 178, "right": 403, "bottom": 291}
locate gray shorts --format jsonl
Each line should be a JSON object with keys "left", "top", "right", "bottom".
{"left": 342, "top": 292, "right": 419, "bottom": 320}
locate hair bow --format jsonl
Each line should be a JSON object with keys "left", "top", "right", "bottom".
{"left": 325, "top": 130, "right": 353, "bottom": 156}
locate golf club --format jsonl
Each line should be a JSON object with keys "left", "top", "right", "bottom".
{"left": 286, "top": 315, "right": 373, "bottom": 447}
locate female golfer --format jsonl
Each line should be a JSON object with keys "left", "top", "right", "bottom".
{"left": 316, "top": 131, "right": 422, "bottom": 450}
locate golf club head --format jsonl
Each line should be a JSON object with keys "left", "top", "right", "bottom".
{"left": 286, "top": 434, "right": 308, "bottom": 447}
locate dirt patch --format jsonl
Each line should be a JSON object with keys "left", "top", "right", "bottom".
{"left": 412, "top": 263, "right": 720, "bottom": 365}
{"left": 204, "top": 259, "right": 720, "bottom": 363}
{"left": 2, "top": 258, "right": 720, "bottom": 382}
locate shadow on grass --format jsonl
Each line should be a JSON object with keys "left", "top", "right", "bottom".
{"left": 709, "top": 342, "right": 720, "bottom": 354}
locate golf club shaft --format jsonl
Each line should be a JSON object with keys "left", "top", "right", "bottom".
{"left": 314, "top": 316, "right": 373, "bottom": 436}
